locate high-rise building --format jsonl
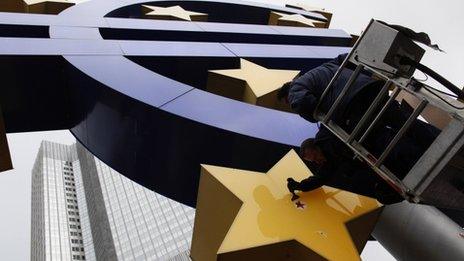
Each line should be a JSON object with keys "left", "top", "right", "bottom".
{"left": 31, "top": 141, "right": 195, "bottom": 261}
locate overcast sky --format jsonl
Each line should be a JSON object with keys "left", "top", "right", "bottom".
{"left": 1, "top": 0, "right": 463, "bottom": 260}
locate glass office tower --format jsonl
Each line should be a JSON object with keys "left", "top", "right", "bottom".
{"left": 31, "top": 141, "right": 195, "bottom": 261}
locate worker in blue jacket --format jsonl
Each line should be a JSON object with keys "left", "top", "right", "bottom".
{"left": 278, "top": 53, "right": 438, "bottom": 143}
{"left": 278, "top": 53, "right": 382, "bottom": 125}
{"left": 287, "top": 126, "right": 402, "bottom": 204}
{"left": 280, "top": 53, "right": 440, "bottom": 199}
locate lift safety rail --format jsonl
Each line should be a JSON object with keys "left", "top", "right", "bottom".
{"left": 314, "top": 19, "right": 464, "bottom": 210}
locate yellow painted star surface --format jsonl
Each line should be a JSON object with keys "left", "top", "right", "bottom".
{"left": 25, "top": 0, "right": 76, "bottom": 14}
{"left": 0, "top": 0, "right": 24, "bottom": 13}
{"left": 269, "top": 11, "right": 326, "bottom": 28}
{"left": 285, "top": 2, "right": 333, "bottom": 23}
{"left": 207, "top": 59, "right": 298, "bottom": 111}
{"left": 191, "top": 150, "right": 381, "bottom": 261}
{"left": 24, "top": 0, "right": 73, "bottom": 4}
{"left": 0, "top": 0, "right": 76, "bottom": 14}
{"left": 142, "top": 5, "right": 208, "bottom": 22}
{"left": 286, "top": 2, "right": 327, "bottom": 13}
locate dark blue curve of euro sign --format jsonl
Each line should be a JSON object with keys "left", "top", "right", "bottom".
{"left": 0, "top": 0, "right": 351, "bottom": 207}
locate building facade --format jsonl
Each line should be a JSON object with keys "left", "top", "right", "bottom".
{"left": 31, "top": 141, "right": 195, "bottom": 261}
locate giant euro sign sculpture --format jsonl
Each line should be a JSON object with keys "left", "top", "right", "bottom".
{"left": 0, "top": 0, "right": 352, "bottom": 207}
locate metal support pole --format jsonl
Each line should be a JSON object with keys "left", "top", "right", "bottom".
{"left": 376, "top": 99, "right": 428, "bottom": 167}
{"left": 373, "top": 201, "right": 464, "bottom": 261}
{"left": 347, "top": 80, "right": 392, "bottom": 143}
{"left": 359, "top": 87, "right": 401, "bottom": 144}
{"left": 323, "top": 64, "right": 364, "bottom": 123}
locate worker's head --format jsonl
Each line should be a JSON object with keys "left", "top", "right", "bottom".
{"left": 300, "top": 138, "right": 326, "bottom": 165}
{"left": 277, "top": 81, "right": 292, "bottom": 103}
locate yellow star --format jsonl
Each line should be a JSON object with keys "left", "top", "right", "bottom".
{"left": 207, "top": 59, "right": 299, "bottom": 111}
{"left": 26, "top": 0, "right": 75, "bottom": 14}
{"left": 0, "top": 0, "right": 76, "bottom": 14}
{"left": 191, "top": 150, "right": 382, "bottom": 261}
{"left": 285, "top": 2, "right": 333, "bottom": 24}
{"left": 142, "top": 5, "right": 208, "bottom": 22}
{"left": 0, "top": 0, "right": 21, "bottom": 13}
{"left": 269, "top": 11, "right": 327, "bottom": 28}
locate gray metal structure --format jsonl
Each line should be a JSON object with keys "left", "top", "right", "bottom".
{"left": 374, "top": 202, "right": 464, "bottom": 261}
{"left": 313, "top": 19, "right": 464, "bottom": 210}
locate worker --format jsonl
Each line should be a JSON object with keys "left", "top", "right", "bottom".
{"left": 278, "top": 53, "right": 440, "bottom": 178}
{"left": 277, "top": 52, "right": 383, "bottom": 127}
{"left": 288, "top": 126, "right": 402, "bottom": 204}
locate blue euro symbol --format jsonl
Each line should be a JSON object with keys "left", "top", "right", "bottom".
{"left": 0, "top": 0, "right": 350, "bottom": 206}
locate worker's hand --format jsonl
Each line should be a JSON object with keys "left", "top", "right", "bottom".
{"left": 287, "top": 178, "right": 300, "bottom": 192}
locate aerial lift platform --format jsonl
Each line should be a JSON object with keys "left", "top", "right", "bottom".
{"left": 314, "top": 19, "right": 464, "bottom": 210}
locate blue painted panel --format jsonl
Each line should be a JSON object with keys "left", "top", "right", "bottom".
{"left": 66, "top": 55, "right": 193, "bottom": 107}
{"left": 119, "top": 40, "right": 235, "bottom": 57}
{"left": 162, "top": 88, "right": 318, "bottom": 146}
{"left": 270, "top": 26, "right": 350, "bottom": 38}
{"left": 0, "top": 12, "right": 56, "bottom": 26}
{"left": 0, "top": 24, "right": 49, "bottom": 38}
{"left": 0, "top": 12, "right": 104, "bottom": 28}
{"left": 307, "top": 46, "right": 352, "bottom": 58}
{"left": 0, "top": 38, "right": 122, "bottom": 55}
{"left": 105, "top": 17, "right": 203, "bottom": 31}
{"left": 55, "top": 14, "right": 108, "bottom": 27}
{"left": 49, "top": 26, "right": 103, "bottom": 40}
{"left": 223, "top": 43, "right": 348, "bottom": 58}
{"left": 195, "top": 21, "right": 280, "bottom": 35}
{"left": 0, "top": 56, "right": 72, "bottom": 132}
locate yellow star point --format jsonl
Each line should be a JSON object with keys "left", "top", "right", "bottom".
{"left": 269, "top": 11, "right": 327, "bottom": 28}
{"left": 27, "top": 0, "right": 76, "bottom": 14}
{"left": 191, "top": 150, "right": 382, "bottom": 261}
{"left": 142, "top": 5, "right": 208, "bottom": 22}
{"left": 0, "top": 0, "right": 76, "bottom": 14}
{"left": 285, "top": 2, "right": 333, "bottom": 24}
{"left": 207, "top": 59, "right": 299, "bottom": 111}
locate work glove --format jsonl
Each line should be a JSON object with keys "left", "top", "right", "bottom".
{"left": 287, "top": 178, "right": 301, "bottom": 201}
{"left": 287, "top": 178, "right": 300, "bottom": 192}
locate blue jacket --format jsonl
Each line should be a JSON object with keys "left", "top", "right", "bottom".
{"left": 288, "top": 53, "right": 375, "bottom": 123}
{"left": 300, "top": 126, "right": 402, "bottom": 204}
